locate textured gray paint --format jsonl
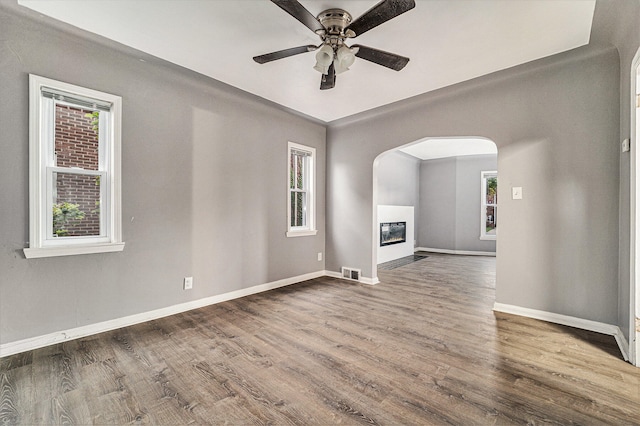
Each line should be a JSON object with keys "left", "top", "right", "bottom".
{"left": 327, "top": 45, "right": 620, "bottom": 324}
{"left": 418, "top": 155, "right": 497, "bottom": 252}
{"left": 0, "top": 7, "right": 325, "bottom": 344}
{"left": 591, "top": 0, "right": 640, "bottom": 347}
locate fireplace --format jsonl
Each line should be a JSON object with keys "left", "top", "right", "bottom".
{"left": 380, "top": 222, "right": 407, "bottom": 246}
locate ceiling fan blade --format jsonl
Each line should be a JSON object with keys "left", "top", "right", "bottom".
{"left": 271, "top": 0, "right": 325, "bottom": 34}
{"left": 353, "top": 45, "right": 409, "bottom": 71}
{"left": 253, "top": 45, "right": 317, "bottom": 64}
{"left": 346, "top": 0, "right": 415, "bottom": 37}
{"left": 320, "top": 63, "right": 336, "bottom": 90}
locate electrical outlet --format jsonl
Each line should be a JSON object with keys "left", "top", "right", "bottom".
{"left": 183, "top": 276, "right": 193, "bottom": 290}
{"left": 317, "top": 252, "right": 323, "bottom": 261}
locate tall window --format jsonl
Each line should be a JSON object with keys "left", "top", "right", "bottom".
{"left": 25, "top": 74, "right": 124, "bottom": 258}
{"left": 481, "top": 171, "right": 497, "bottom": 240}
{"left": 287, "top": 142, "right": 317, "bottom": 237}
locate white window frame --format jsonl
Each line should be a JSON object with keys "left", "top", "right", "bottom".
{"left": 287, "top": 141, "right": 317, "bottom": 237}
{"left": 24, "top": 74, "right": 124, "bottom": 258}
{"left": 480, "top": 170, "right": 497, "bottom": 241}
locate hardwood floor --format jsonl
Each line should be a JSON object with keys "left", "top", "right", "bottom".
{"left": 1, "top": 253, "right": 639, "bottom": 424}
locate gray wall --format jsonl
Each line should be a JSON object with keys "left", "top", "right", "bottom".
{"left": 375, "top": 151, "right": 420, "bottom": 243}
{"left": 591, "top": 0, "right": 640, "bottom": 347}
{"left": 418, "top": 155, "right": 497, "bottom": 253}
{"left": 418, "top": 158, "right": 456, "bottom": 250}
{"left": 0, "top": 7, "right": 325, "bottom": 344}
{"left": 376, "top": 151, "right": 420, "bottom": 207}
{"left": 326, "top": 44, "right": 620, "bottom": 326}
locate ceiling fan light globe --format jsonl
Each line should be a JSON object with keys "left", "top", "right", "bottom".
{"left": 313, "top": 62, "right": 330, "bottom": 74}
{"left": 334, "top": 63, "right": 350, "bottom": 74}
{"left": 315, "top": 44, "right": 334, "bottom": 67}
{"left": 337, "top": 46, "right": 355, "bottom": 66}
{"left": 335, "top": 46, "right": 355, "bottom": 74}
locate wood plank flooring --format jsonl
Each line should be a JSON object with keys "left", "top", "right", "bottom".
{"left": 2, "top": 253, "right": 639, "bottom": 424}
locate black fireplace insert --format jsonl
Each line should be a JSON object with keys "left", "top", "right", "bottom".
{"left": 380, "top": 222, "right": 406, "bottom": 246}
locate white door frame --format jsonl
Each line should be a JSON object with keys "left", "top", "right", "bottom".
{"left": 630, "top": 47, "right": 640, "bottom": 366}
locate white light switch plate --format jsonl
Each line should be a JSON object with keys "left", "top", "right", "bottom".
{"left": 512, "top": 187, "right": 523, "bottom": 200}
{"left": 184, "top": 277, "right": 193, "bottom": 290}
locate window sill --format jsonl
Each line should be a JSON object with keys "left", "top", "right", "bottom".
{"left": 479, "top": 235, "right": 497, "bottom": 241}
{"left": 286, "top": 230, "right": 318, "bottom": 238}
{"left": 24, "top": 242, "right": 125, "bottom": 259}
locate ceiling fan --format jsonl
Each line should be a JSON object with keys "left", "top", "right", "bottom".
{"left": 253, "top": 0, "right": 416, "bottom": 90}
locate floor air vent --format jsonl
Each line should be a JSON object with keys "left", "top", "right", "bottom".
{"left": 341, "top": 267, "right": 361, "bottom": 281}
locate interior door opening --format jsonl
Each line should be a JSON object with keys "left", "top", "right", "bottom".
{"left": 373, "top": 137, "right": 498, "bottom": 279}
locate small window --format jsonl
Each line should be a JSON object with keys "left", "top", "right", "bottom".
{"left": 481, "top": 171, "right": 497, "bottom": 240}
{"left": 24, "top": 75, "right": 124, "bottom": 258}
{"left": 287, "top": 142, "right": 317, "bottom": 237}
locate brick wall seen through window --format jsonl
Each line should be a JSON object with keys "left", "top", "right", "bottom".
{"left": 53, "top": 105, "right": 101, "bottom": 237}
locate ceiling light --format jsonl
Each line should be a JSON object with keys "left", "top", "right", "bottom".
{"left": 334, "top": 45, "right": 355, "bottom": 74}
{"left": 313, "top": 44, "right": 334, "bottom": 75}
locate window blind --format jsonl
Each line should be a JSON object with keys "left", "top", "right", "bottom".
{"left": 291, "top": 149, "right": 311, "bottom": 158}
{"left": 42, "top": 87, "right": 112, "bottom": 111}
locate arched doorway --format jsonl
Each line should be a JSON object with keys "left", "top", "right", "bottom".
{"left": 372, "top": 137, "right": 498, "bottom": 279}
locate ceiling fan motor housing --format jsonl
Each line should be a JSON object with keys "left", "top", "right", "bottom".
{"left": 317, "top": 9, "right": 355, "bottom": 43}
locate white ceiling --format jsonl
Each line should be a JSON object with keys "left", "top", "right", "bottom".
{"left": 18, "top": 0, "right": 596, "bottom": 123}
{"left": 399, "top": 138, "right": 497, "bottom": 160}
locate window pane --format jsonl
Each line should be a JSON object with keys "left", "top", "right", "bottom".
{"left": 296, "top": 155, "right": 304, "bottom": 190}
{"left": 296, "top": 192, "right": 306, "bottom": 227}
{"left": 290, "top": 191, "right": 303, "bottom": 227}
{"left": 485, "top": 206, "right": 496, "bottom": 235}
{"left": 289, "top": 154, "right": 295, "bottom": 190}
{"left": 55, "top": 104, "right": 100, "bottom": 170}
{"left": 486, "top": 177, "right": 497, "bottom": 204}
{"left": 290, "top": 192, "right": 296, "bottom": 227}
{"left": 291, "top": 191, "right": 307, "bottom": 228}
{"left": 53, "top": 172, "right": 102, "bottom": 237}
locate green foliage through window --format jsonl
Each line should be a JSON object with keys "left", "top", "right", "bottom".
{"left": 84, "top": 111, "right": 100, "bottom": 134}
{"left": 53, "top": 202, "right": 85, "bottom": 236}
{"left": 486, "top": 177, "right": 497, "bottom": 203}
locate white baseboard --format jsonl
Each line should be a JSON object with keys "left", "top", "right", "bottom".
{"left": 493, "top": 302, "right": 629, "bottom": 362}
{"left": 324, "top": 270, "right": 379, "bottom": 285}
{"left": 416, "top": 247, "right": 496, "bottom": 257}
{"left": 360, "top": 276, "right": 380, "bottom": 285}
{"left": 0, "top": 270, "right": 325, "bottom": 358}
{"left": 324, "top": 270, "right": 342, "bottom": 280}
{"left": 613, "top": 329, "right": 630, "bottom": 362}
